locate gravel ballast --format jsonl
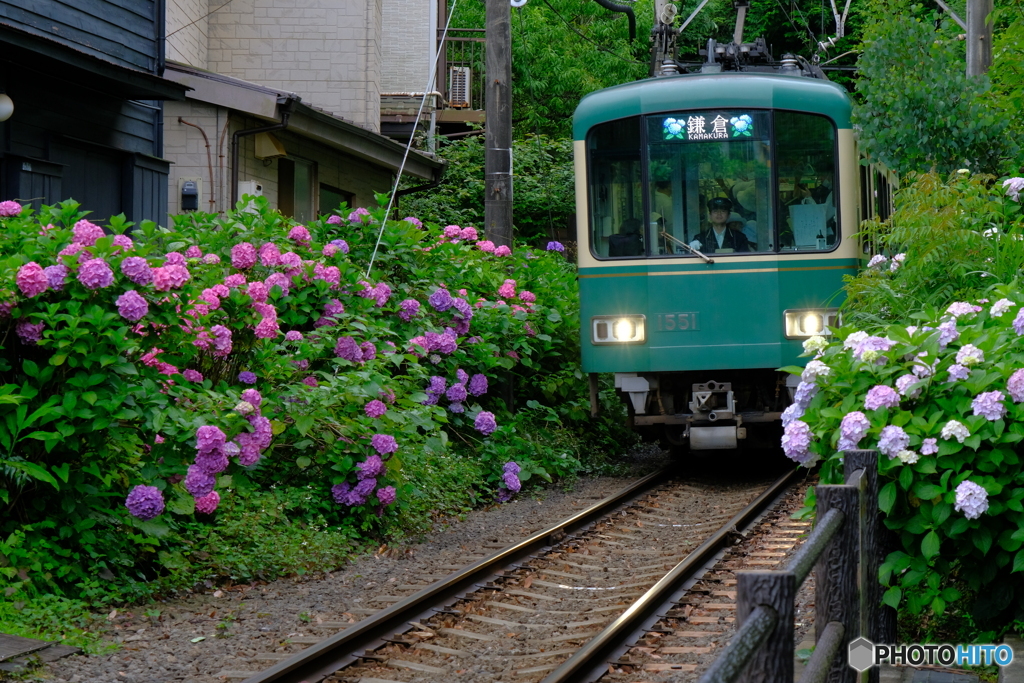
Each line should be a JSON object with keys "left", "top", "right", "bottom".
{"left": 42, "top": 467, "right": 667, "bottom": 683}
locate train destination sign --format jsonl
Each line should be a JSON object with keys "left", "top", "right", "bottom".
{"left": 659, "top": 111, "right": 763, "bottom": 142}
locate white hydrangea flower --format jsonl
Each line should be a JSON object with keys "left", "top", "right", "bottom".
{"left": 896, "top": 450, "right": 919, "bottom": 464}
{"left": 803, "top": 335, "right": 828, "bottom": 354}
{"left": 844, "top": 331, "right": 868, "bottom": 350}
{"left": 801, "top": 360, "right": 831, "bottom": 383}
{"left": 940, "top": 420, "right": 970, "bottom": 444}
{"left": 889, "top": 253, "right": 906, "bottom": 272}
{"left": 861, "top": 349, "right": 880, "bottom": 364}
{"left": 867, "top": 254, "right": 888, "bottom": 268}
{"left": 234, "top": 401, "right": 256, "bottom": 415}
{"left": 956, "top": 344, "right": 984, "bottom": 367}
{"left": 991, "top": 298, "right": 1014, "bottom": 317}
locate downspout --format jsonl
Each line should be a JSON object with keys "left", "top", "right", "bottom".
{"left": 230, "top": 96, "right": 298, "bottom": 207}
{"left": 178, "top": 117, "right": 216, "bottom": 211}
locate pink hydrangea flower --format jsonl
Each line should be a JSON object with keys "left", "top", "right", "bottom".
{"left": 323, "top": 244, "right": 340, "bottom": 257}
{"left": 371, "top": 433, "right": 398, "bottom": 454}
{"left": 288, "top": 225, "right": 312, "bottom": 244}
{"left": 864, "top": 385, "right": 900, "bottom": 410}
{"left": 224, "top": 273, "right": 247, "bottom": 288}
{"left": 460, "top": 227, "right": 478, "bottom": 240}
{"left": 16, "top": 262, "right": 48, "bottom": 297}
{"left": 494, "top": 245, "right": 512, "bottom": 257}
{"left": 264, "top": 272, "right": 290, "bottom": 295}
{"left": 231, "top": 242, "right": 258, "bottom": 269}
{"left": 348, "top": 207, "right": 371, "bottom": 223}
{"left": 326, "top": 214, "right": 343, "bottom": 225}
{"left": 477, "top": 240, "right": 496, "bottom": 253}
{"left": 498, "top": 279, "right": 517, "bottom": 299}
{"left": 121, "top": 257, "right": 153, "bottom": 285}
{"left": 519, "top": 290, "right": 536, "bottom": 303}
{"left": 185, "top": 246, "right": 202, "bottom": 258}
{"left": 0, "top": 200, "right": 23, "bottom": 217}
{"left": 183, "top": 369, "right": 203, "bottom": 382}
{"left": 365, "top": 400, "right": 387, "bottom": 418}
{"left": 247, "top": 281, "right": 269, "bottom": 303}
{"left": 164, "top": 252, "right": 186, "bottom": 266}
{"left": 203, "top": 253, "right": 221, "bottom": 264}
{"left": 152, "top": 264, "right": 190, "bottom": 291}
{"left": 72, "top": 220, "right": 105, "bottom": 246}
{"left": 194, "top": 490, "right": 221, "bottom": 514}
{"left": 259, "top": 242, "right": 281, "bottom": 267}
{"left": 112, "top": 235, "right": 134, "bottom": 252}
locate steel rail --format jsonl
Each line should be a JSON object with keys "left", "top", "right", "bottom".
{"left": 242, "top": 464, "right": 675, "bottom": 683}
{"left": 540, "top": 465, "right": 804, "bottom": 683}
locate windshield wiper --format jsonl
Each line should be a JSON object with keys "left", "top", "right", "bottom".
{"left": 660, "top": 231, "right": 714, "bottom": 264}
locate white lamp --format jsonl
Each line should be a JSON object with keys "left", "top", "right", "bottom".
{"left": 0, "top": 93, "right": 13, "bottom": 122}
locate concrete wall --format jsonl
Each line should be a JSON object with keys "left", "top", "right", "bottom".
{"left": 381, "top": 0, "right": 434, "bottom": 94}
{"left": 206, "top": 0, "right": 383, "bottom": 133}
{"left": 165, "top": 102, "right": 394, "bottom": 219}
{"left": 165, "top": 0, "right": 209, "bottom": 68}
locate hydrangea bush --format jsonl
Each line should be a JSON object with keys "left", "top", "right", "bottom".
{"left": 0, "top": 195, "right": 583, "bottom": 596}
{"left": 784, "top": 289, "right": 1024, "bottom": 623}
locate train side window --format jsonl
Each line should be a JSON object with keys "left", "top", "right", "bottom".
{"left": 587, "top": 117, "right": 644, "bottom": 259}
{"left": 774, "top": 111, "right": 838, "bottom": 252}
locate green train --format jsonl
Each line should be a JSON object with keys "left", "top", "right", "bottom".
{"left": 574, "top": 49, "right": 894, "bottom": 452}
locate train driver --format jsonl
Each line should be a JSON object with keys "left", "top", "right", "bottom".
{"left": 689, "top": 197, "right": 750, "bottom": 253}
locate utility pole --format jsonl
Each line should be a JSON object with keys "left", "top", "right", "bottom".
{"left": 485, "top": 0, "right": 513, "bottom": 246}
{"left": 966, "top": 0, "right": 993, "bottom": 77}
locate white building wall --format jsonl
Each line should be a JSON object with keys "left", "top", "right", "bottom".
{"left": 381, "top": 0, "right": 433, "bottom": 93}
{"left": 165, "top": 0, "right": 209, "bottom": 68}
{"left": 206, "top": 0, "right": 383, "bottom": 134}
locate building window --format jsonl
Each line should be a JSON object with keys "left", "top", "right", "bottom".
{"left": 320, "top": 183, "right": 354, "bottom": 216}
{"left": 278, "top": 157, "right": 316, "bottom": 222}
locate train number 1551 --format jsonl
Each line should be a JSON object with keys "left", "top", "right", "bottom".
{"left": 656, "top": 312, "right": 700, "bottom": 331}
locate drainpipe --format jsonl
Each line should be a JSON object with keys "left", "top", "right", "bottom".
{"left": 230, "top": 96, "right": 298, "bottom": 207}
{"left": 178, "top": 117, "right": 216, "bottom": 211}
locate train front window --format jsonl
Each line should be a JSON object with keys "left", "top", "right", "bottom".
{"left": 647, "top": 110, "right": 773, "bottom": 256}
{"left": 775, "top": 111, "right": 838, "bottom": 250}
{"left": 587, "top": 117, "right": 644, "bottom": 259}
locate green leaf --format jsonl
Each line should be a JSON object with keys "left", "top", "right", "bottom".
{"left": 296, "top": 456, "right": 312, "bottom": 469}
{"left": 879, "top": 482, "right": 897, "bottom": 514}
{"left": 922, "top": 531, "right": 940, "bottom": 559}
{"left": 49, "top": 354, "right": 67, "bottom": 366}
{"left": 133, "top": 518, "right": 170, "bottom": 537}
{"left": 914, "top": 483, "right": 943, "bottom": 500}
{"left": 294, "top": 415, "right": 315, "bottom": 436}
{"left": 22, "top": 360, "right": 38, "bottom": 378}
{"left": 882, "top": 586, "right": 902, "bottom": 608}
{"left": 1014, "top": 549, "right": 1024, "bottom": 574}
{"left": 167, "top": 493, "right": 196, "bottom": 515}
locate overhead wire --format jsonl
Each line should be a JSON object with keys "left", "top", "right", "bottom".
{"left": 166, "top": 0, "right": 235, "bottom": 40}
{"left": 365, "top": 0, "right": 460, "bottom": 276}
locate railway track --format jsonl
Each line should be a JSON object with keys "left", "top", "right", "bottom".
{"left": 236, "top": 463, "right": 808, "bottom": 683}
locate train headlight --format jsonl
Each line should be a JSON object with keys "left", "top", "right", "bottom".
{"left": 592, "top": 315, "right": 646, "bottom": 344}
{"left": 784, "top": 308, "right": 839, "bottom": 339}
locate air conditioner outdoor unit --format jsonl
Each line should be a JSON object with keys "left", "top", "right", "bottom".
{"left": 449, "top": 66, "right": 471, "bottom": 109}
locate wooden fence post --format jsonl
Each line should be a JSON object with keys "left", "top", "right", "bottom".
{"left": 816, "top": 482, "right": 860, "bottom": 683}
{"left": 737, "top": 571, "right": 796, "bottom": 683}
{"left": 844, "top": 450, "right": 889, "bottom": 683}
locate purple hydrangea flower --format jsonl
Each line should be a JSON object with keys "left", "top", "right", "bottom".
{"left": 360, "top": 342, "right": 377, "bottom": 361}
{"left": 1014, "top": 309, "right": 1024, "bottom": 336}
{"left": 496, "top": 487, "right": 514, "bottom": 503}
{"left": 125, "top": 485, "right": 165, "bottom": 520}
{"left": 895, "top": 374, "right": 921, "bottom": 399}
{"left": 184, "top": 464, "right": 216, "bottom": 497}
{"left": 837, "top": 411, "right": 871, "bottom": 451}
{"left": 446, "top": 383, "right": 468, "bottom": 403}
{"left": 399, "top": 298, "right": 421, "bottom": 321}
{"left": 449, "top": 403, "right": 465, "bottom": 413}
{"left": 947, "top": 364, "right": 970, "bottom": 382}
{"left": 946, "top": 301, "right": 981, "bottom": 319}
{"left": 16, "top": 321, "right": 45, "bottom": 345}
{"left": 921, "top": 438, "right": 938, "bottom": 455}
{"left": 436, "top": 329, "right": 458, "bottom": 355}
{"left": 183, "top": 369, "right": 203, "bottom": 382}
{"left": 468, "top": 374, "right": 488, "bottom": 397}
{"left": 546, "top": 241, "right": 565, "bottom": 252}
{"left": 474, "top": 411, "right": 497, "bottom": 436}
{"left": 782, "top": 403, "right": 804, "bottom": 427}
{"left": 77, "top": 258, "right": 114, "bottom": 289}
{"left": 377, "top": 486, "right": 397, "bottom": 505}
{"left": 329, "top": 239, "right": 349, "bottom": 254}
{"left": 972, "top": 390, "right": 1007, "bottom": 421}
{"left": 456, "top": 369, "right": 469, "bottom": 384}
{"left": 956, "top": 344, "right": 984, "bottom": 366}
{"left": 335, "top": 336, "right": 363, "bottom": 362}
{"left": 116, "top": 290, "right": 148, "bottom": 322}
{"left": 196, "top": 425, "right": 226, "bottom": 453}
{"left": 285, "top": 330, "right": 303, "bottom": 341}
{"left": 239, "top": 371, "right": 257, "bottom": 385}
{"left": 241, "top": 388, "right": 262, "bottom": 409}
{"left": 503, "top": 461, "right": 521, "bottom": 475}
{"left": 937, "top": 320, "right": 959, "bottom": 349}
{"left": 196, "top": 449, "right": 228, "bottom": 475}
{"left": 864, "top": 385, "right": 900, "bottom": 410}
{"left": 782, "top": 420, "right": 813, "bottom": 464}
{"left": 954, "top": 480, "right": 989, "bottom": 520}
{"left": 371, "top": 434, "right": 398, "bottom": 455}
{"left": 428, "top": 288, "right": 454, "bottom": 312}
{"left": 877, "top": 425, "right": 910, "bottom": 458}
{"left": 121, "top": 256, "right": 153, "bottom": 285}
{"left": 1008, "top": 369, "right": 1024, "bottom": 403}
{"left": 357, "top": 454, "right": 386, "bottom": 479}
{"left": 365, "top": 399, "right": 387, "bottom": 418}
{"left": 793, "top": 381, "right": 818, "bottom": 409}
{"left": 44, "top": 264, "right": 68, "bottom": 292}
{"left": 852, "top": 335, "right": 895, "bottom": 362}
{"left": 503, "top": 470, "right": 522, "bottom": 492}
